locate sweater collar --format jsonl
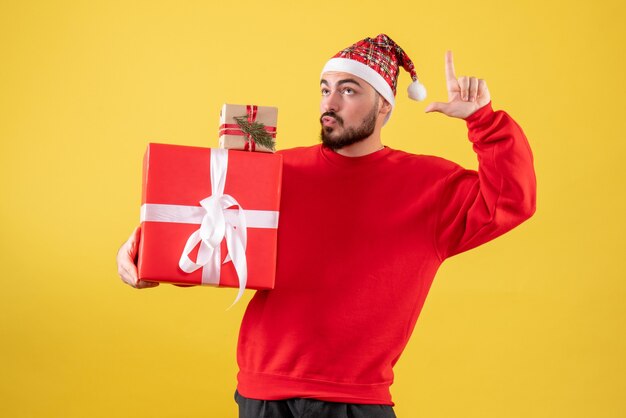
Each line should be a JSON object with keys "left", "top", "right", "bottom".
{"left": 320, "top": 144, "right": 391, "bottom": 166}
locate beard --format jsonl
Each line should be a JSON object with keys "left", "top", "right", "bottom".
{"left": 319, "top": 102, "right": 379, "bottom": 151}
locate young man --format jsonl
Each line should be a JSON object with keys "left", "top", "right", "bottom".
{"left": 117, "top": 34, "right": 536, "bottom": 418}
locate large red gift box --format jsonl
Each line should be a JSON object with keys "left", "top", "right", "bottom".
{"left": 138, "top": 143, "right": 283, "bottom": 295}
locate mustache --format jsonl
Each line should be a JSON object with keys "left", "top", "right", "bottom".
{"left": 320, "top": 112, "right": 343, "bottom": 126}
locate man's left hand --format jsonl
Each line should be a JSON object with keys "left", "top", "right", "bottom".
{"left": 424, "top": 50, "right": 491, "bottom": 119}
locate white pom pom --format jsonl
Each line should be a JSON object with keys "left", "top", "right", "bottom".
{"left": 407, "top": 80, "right": 427, "bottom": 101}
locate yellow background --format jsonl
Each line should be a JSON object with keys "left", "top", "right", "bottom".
{"left": 1, "top": 0, "right": 624, "bottom": 417}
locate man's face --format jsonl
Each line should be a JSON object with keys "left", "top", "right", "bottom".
{"left": 319, "top": 72, "right": 382, "bottom": 150}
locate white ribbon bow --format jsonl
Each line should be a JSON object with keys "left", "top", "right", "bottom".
{"left": 177, "top": 148, "right": 248, "bottom": 306}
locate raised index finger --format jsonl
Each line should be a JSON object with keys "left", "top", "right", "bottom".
{"left": 445, "top": 50, "right": 457, "bottom": 90}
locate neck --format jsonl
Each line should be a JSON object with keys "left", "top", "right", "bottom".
{"left": 334, "top": 129, "right": 384, "bottom": 158}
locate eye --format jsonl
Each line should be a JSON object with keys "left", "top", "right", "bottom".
{"left": 342, "top": 87, "right": 355, "bottom": 95}
{"left": 321, "top": 88, "right": 330, "bottom": 96}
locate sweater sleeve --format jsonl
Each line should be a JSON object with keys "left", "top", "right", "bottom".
{"left": 434, "top": 102, "right": 537, "bottom": 260}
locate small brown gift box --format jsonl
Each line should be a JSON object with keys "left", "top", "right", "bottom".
{"left": 218, "top": 104, "right": 277, "bottom": 153}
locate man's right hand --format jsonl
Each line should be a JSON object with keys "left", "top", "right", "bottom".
{"left": 116, "top": 226, "right": 159, "bottom": 289}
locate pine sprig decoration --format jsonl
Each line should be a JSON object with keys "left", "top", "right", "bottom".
{"left": 233, "top": 115, "right": 276, "bottom": 151}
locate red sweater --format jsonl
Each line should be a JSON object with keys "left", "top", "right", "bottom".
{"left": 236, "top": 103, "right": 536, "bottom": 405}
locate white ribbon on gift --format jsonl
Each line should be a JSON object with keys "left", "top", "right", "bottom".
{"left": 139, "top": 148, "right": 279, "bottom": 307}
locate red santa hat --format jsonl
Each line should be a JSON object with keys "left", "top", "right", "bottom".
{"left": 321, "top": 33, "right": 426, "bottom": 124}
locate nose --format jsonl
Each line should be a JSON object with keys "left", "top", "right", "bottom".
{"left": 321, "top": 90, "right": 340, "bottom": 113}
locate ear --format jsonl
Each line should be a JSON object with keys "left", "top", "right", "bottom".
{"left": 378, "top": 96, "right": 392, "bottom": 116}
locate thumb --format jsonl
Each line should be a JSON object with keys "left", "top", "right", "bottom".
{"left": 128, "top": 226, "right": 141, "bottom": 257}
{"left": 424, "top": 102, "right": 448, "bottom": 114}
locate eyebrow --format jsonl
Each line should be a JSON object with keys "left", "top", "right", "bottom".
{"left": 320, "top": 78, "right": 362, "bottom": 87}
